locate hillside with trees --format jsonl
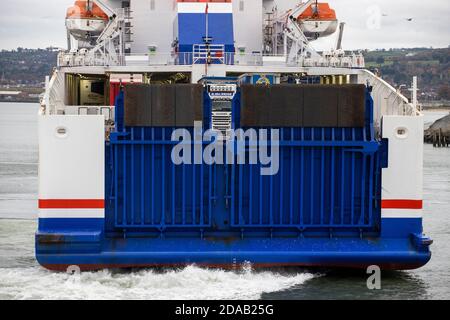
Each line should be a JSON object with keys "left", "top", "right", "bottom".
{"left": 364, "top": 47, "right": 449, "bottom": 102}
{"left": 0, "top": 47, "right": 448, "bottom": 103}
{"left": 0, "top": 48, "right": 58, "bottom": 87}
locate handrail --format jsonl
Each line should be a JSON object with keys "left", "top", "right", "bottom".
{"left": 359, "top": 69, "right": 420, "bottom": 125}
{"left": 42, "top": 70, "right": 65, "bottom": 115}
{"left": 193, "top": 44, "right": 225, "bottom": 64}
{"left": 57, "top": 50, "right": 365, "bottom": 68}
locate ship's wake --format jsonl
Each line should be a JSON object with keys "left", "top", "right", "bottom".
{"left": 0, "top": 264, "right": 317, "bottom": 300}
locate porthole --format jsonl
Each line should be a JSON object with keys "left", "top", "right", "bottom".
{"left": 395, "top": 127, "right": 408, "bottom": 139}
{"left": 55, "top": 126, "right": 68, "bottom": 139}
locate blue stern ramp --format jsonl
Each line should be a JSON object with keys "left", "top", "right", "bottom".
{"left": 36, "top": 80, "right": 432, "bottom": 271}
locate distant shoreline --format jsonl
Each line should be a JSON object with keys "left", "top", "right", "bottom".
{"left": 422, "top": 108, "right": 450, "bottom": 113}
{"left": 0, "top": 100, "right": 38, "bottom": 104}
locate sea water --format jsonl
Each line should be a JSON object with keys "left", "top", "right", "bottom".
{"left": 0, "top": 103, "right": 449, "bottom": 300}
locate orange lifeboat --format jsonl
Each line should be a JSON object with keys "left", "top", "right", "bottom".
{"left": 296, "top": 2, "right": 338, "bottom": 40}
{"left": 66, "top": 0, "right": 109, "bottom": 42}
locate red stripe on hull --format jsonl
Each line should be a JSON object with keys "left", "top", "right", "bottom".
{"left": 39, "top": 199, "right": 105, "bottom": 209}
{"left": 381, "top": 200, "right": 423, "bottom": 210}
{"left": 39, "top": 199, "right": 422, "bottom": 210}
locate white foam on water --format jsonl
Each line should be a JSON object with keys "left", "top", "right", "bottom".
{"left": 0, "top": 265, "right": 316, "bottom": 300}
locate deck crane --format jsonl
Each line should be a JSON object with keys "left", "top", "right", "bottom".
{"left": 90, "top": 0, "right": 116, "bottom": 19}
{"left": 65, "top": 0, "right": 129, "bottom": 65}
{"left": 87, "top": 0, "right": 129, "bottom": 66}
{"left": 285, "top": 0, "right": 321, "bottom": 64}
{"left": 271, "top": 0, "right": 338, "bottom": 64}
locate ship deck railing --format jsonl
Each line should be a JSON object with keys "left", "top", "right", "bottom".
{"left": 57, "top": 51, "right": 366, "bottom": 69}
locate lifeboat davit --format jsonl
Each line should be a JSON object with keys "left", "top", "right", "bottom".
{"left": 66, "top": 0, "right": 109, "bottom": 42}
{"left": 296, "top": 2, "right": 338, "bottom": 40}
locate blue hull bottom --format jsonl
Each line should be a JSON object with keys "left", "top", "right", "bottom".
{"left": 36, "top": 236, "right": 431, "bottom": 272}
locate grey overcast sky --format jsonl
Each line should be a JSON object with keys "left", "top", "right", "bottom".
{"left": 0, "top": 0, "right": 448, "bottom": 50}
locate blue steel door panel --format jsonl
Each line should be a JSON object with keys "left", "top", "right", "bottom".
{"left": 109, "top": 127, "right": 214, "bottom": 229}
{"left": 229, "top": 127, "right": 380, "bottom": 230}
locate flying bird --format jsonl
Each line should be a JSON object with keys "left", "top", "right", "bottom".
{"left": 406, "top": 17, "right": 414, "bottom": 21}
